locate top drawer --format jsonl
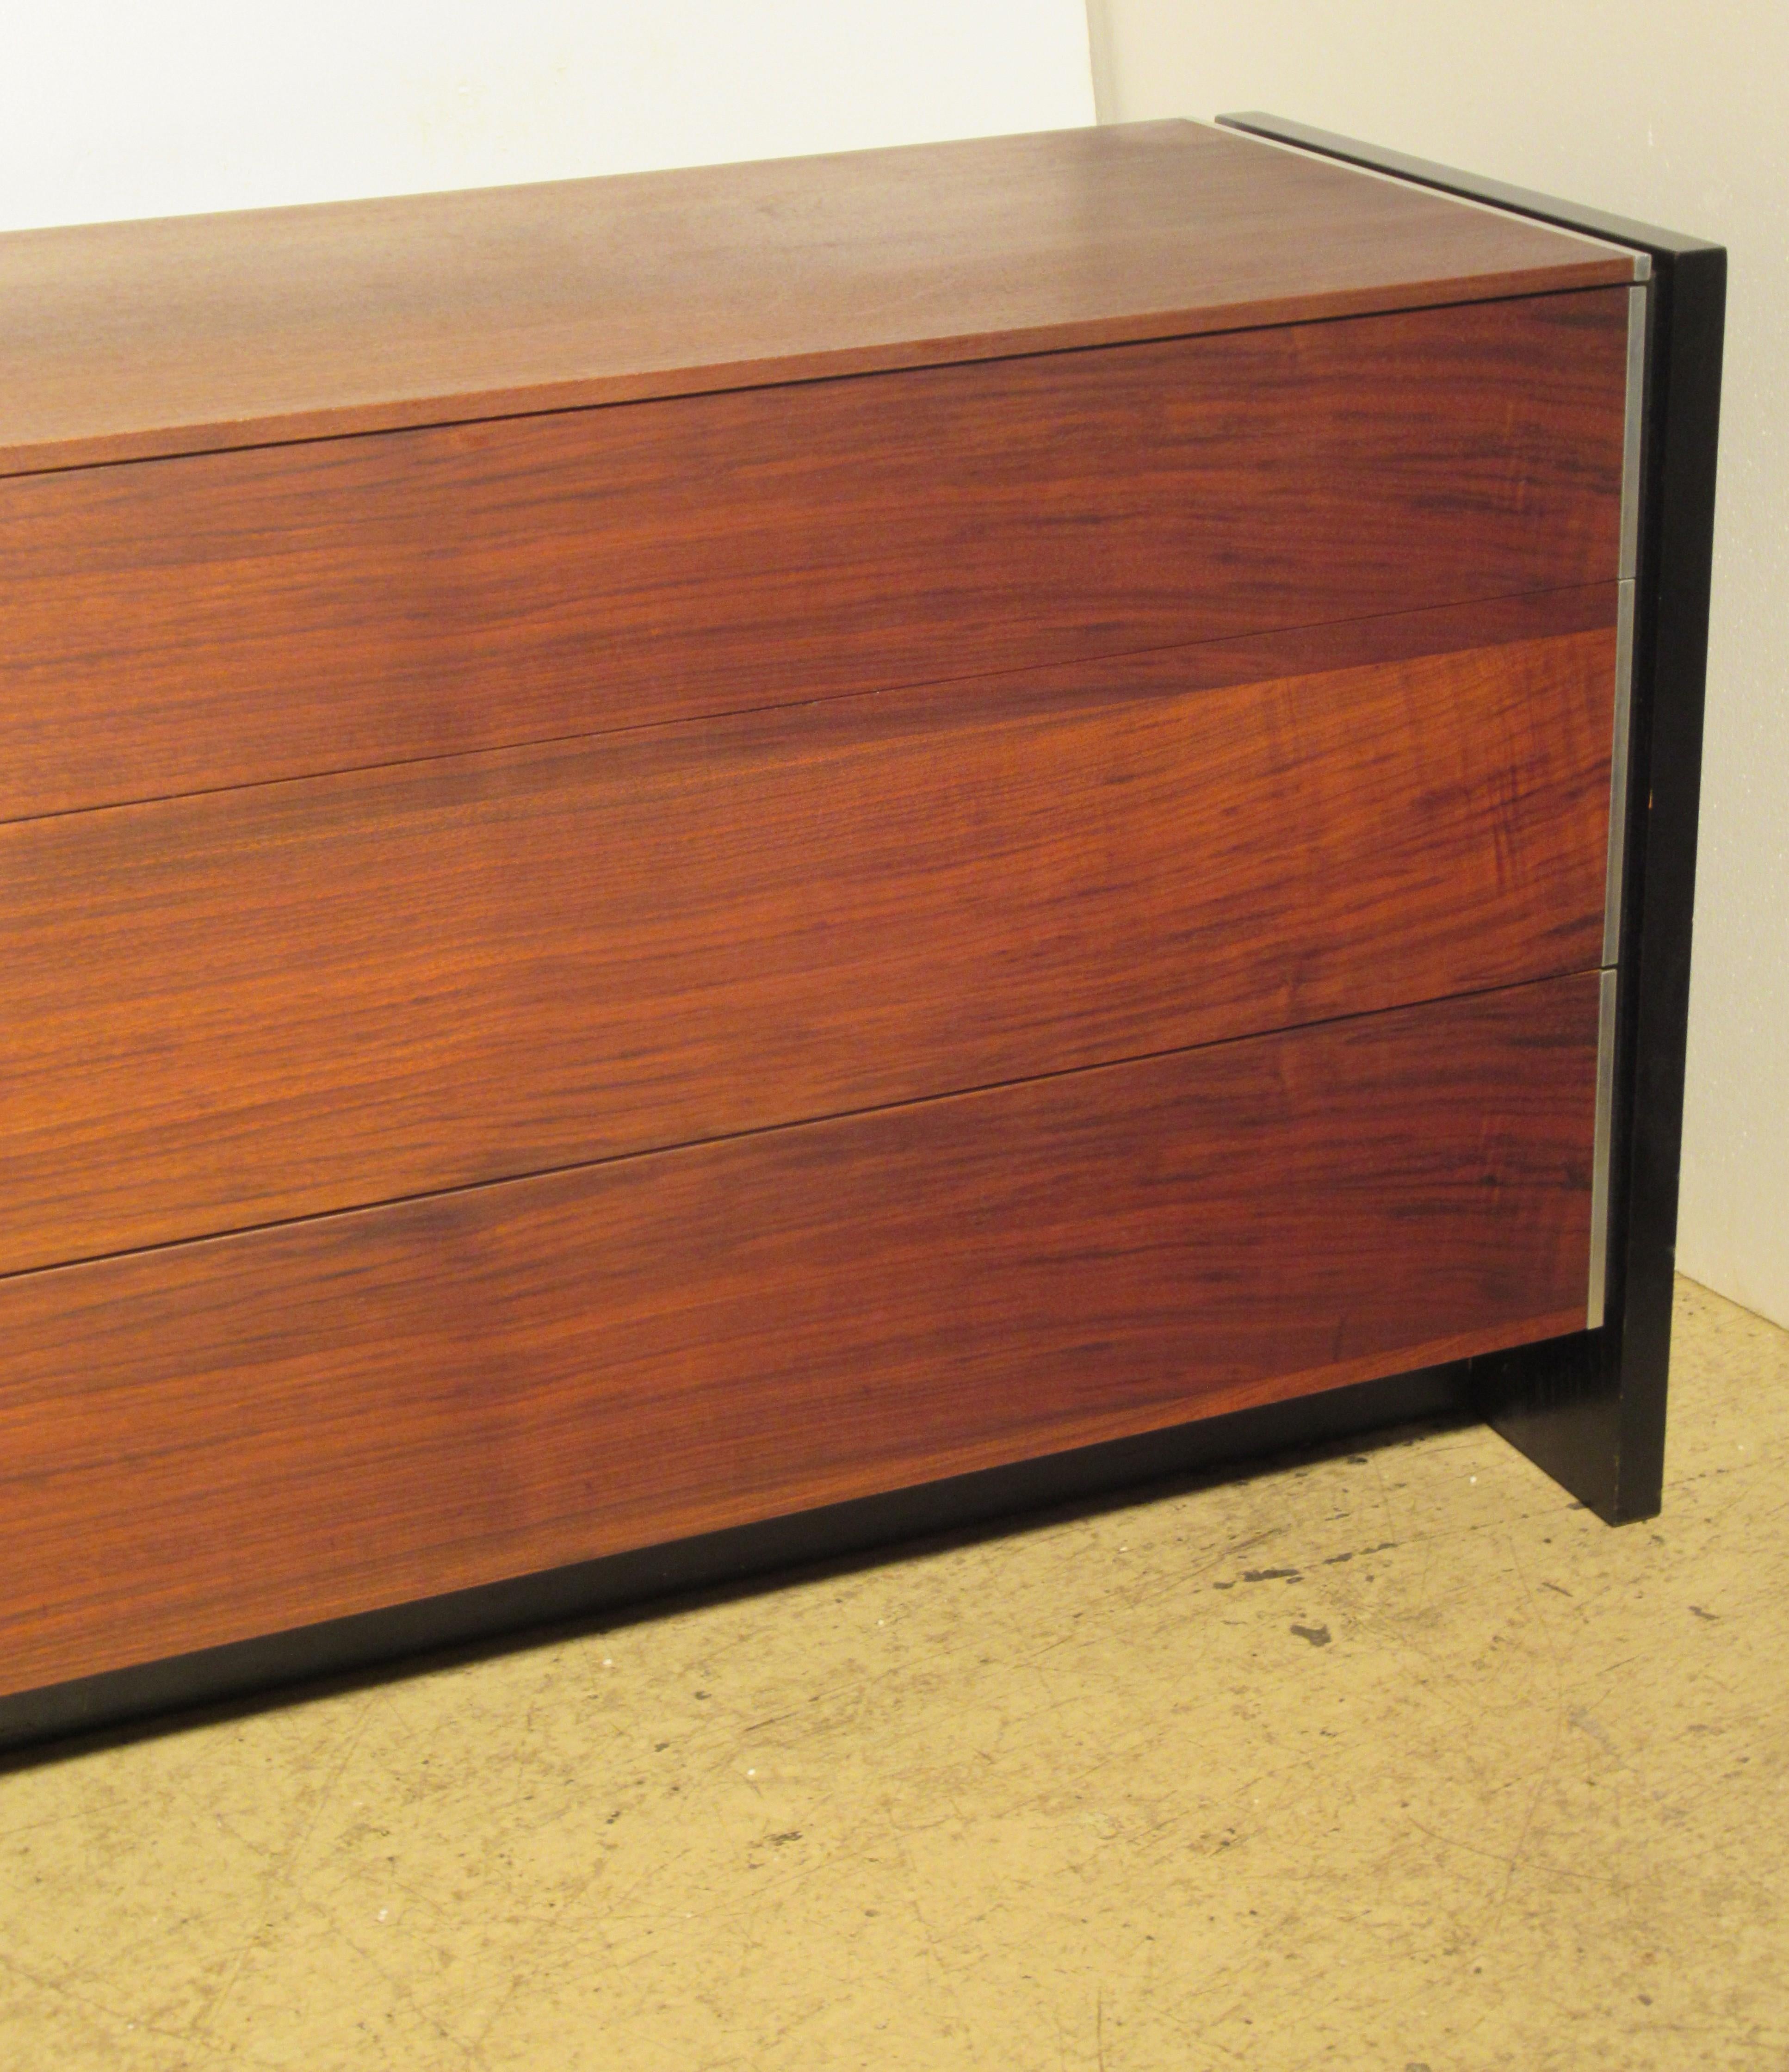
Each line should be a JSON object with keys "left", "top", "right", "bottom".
{"left": 0, "top": 287, "right": 1628, "bottom": 821}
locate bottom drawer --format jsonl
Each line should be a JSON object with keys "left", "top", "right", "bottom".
{"left": 0, "top": 972, "right": 1599, "bottom": 1698}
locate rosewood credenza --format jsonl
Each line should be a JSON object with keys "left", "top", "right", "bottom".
{"left": 0, "top": 118, "right": 1723, "bottom": 1748}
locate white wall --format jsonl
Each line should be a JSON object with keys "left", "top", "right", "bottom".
{"left": 1090, "top": 0, "right": 1789, "bottom": 1327}
{"left": 0, "top": 1, "right": 1094, "bottom": 230}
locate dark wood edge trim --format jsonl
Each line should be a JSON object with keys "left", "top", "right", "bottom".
{"left": 1217, "top": 114, "right": 1720, "bottom": 257}
{"left": 1219, "top": 115, "right": 1726, "bottom": 1523}
{"left": 0, "top": 1361, "right": 1471, "bottom": 1762}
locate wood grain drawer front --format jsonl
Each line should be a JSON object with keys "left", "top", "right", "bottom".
{"left": 0, "top": 598, "right": 1616, "bottom": 1276}
{"left": 0, "top": 288, "right": 1629, "bottom": 821}
{"left": 0, "top": 973, "right": 1600, "bottom": 1696}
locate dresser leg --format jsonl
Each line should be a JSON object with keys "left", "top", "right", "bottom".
{"left": 1471, "top": 1319, "right": 1668, "bottom": 1525}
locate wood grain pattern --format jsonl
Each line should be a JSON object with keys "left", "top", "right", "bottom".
{"left": 0, "top": 290, "right": 1630, "bottom": 821}
{"left": 0, "top": 973, "right": 1602, "bottom": 1697}
{"left": 0, "top": 601, "right": 1616, "bottom": 1276}
{"left": 0, "top": 121, "right": 1639, "bottom": 478}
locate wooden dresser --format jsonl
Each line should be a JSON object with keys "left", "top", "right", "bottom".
{"left": 0, "top": 119, "right": 1723, "bottom": 1746}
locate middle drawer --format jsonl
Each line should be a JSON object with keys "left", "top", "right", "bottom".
{"left": 0, "top": 589, "right": 1615, "bottom": 1274}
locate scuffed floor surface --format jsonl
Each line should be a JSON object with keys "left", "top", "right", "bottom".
{"left": 2, "top": 1277, "right": 1785, "bottom": 2070}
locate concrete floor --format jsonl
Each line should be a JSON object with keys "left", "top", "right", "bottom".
{"left": 2, "top": 1276, "right": 1784, "bottom": 2070}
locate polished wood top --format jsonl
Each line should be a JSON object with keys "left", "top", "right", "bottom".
{"left": 0, "top": 119, "right": 1638, "bottom": 477}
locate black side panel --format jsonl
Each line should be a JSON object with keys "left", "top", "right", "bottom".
{"left": 1220, "top": 113, "right": 1726, "bottom": 1523}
